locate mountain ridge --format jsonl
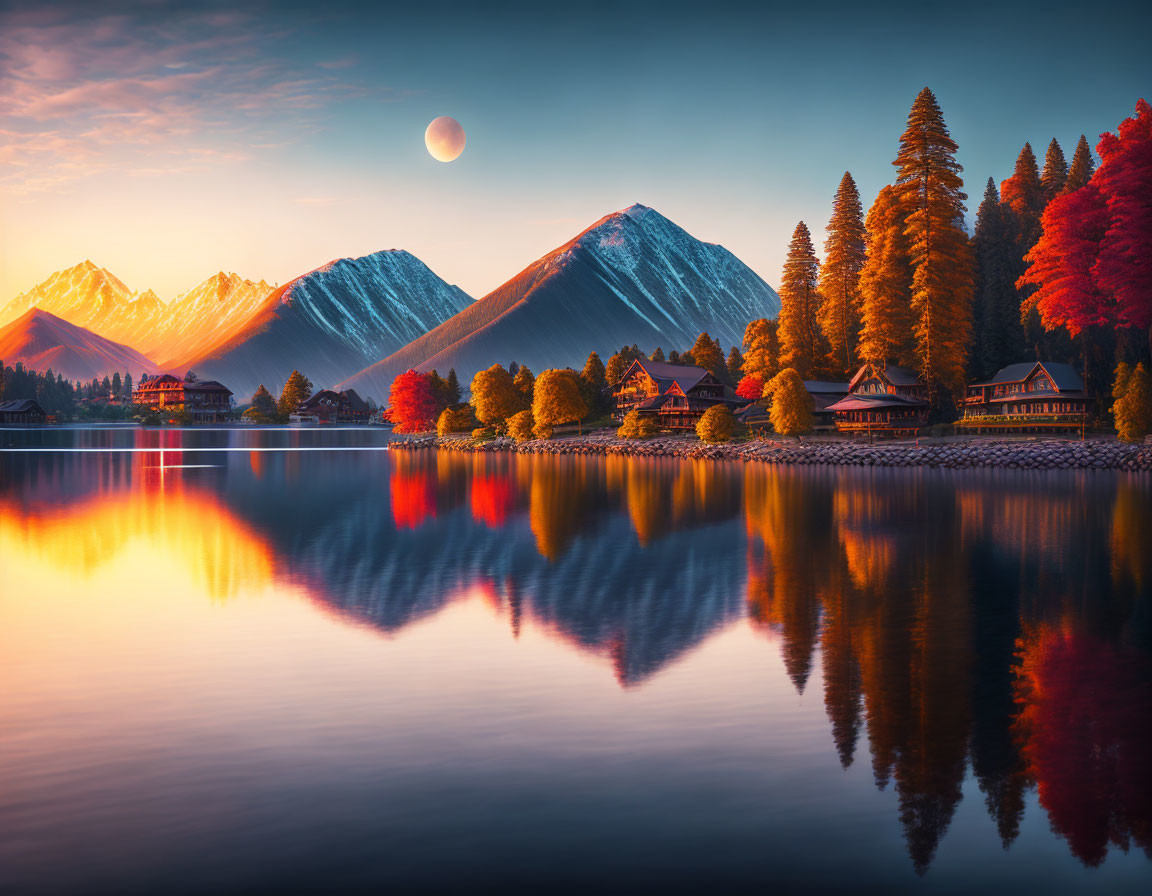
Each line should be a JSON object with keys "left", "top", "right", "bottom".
{"left": 338, "top": 204, "right": 779, "bottom": 398}
{"left": 0, "top": 308, "right": 158, "bottom": 382}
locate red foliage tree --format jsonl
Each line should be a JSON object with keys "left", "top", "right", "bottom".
{"left": 1022, "top": 99, "right": 1152, "bottom": 353}
{"left": 735, "top": 373, "right": 766, "bottom": 400}
{"left": 388, "top": 369, "right": 439, "bottom": 433}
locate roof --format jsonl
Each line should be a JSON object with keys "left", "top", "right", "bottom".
{"left": 625, "top": 359, "right": 710, "bottom": 395}
{"left": 828, "top": 393, "right": 929, "bottom": 412}
{"left": 848, "top": 363, "right": 922, "bottom": 392}
{"left": 0, "top": 398, "right": 45, "bottom": 413}
{"left": 341, "top": 388, "right": 370, "bottom": 412}
{"left": 972, "top": 361, "right": 1085, "bottom": 391}
{"left": 804, "top": 381, "right": 850, "bottom": 394}
{"left": 184, "top": 379, "right": 231, "bottom": 393}
{"left": 992, "top": 390, "right": 1091, "bottom": 404}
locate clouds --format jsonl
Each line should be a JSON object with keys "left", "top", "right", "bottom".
{"left": 0, "top": 3, "right": 385, "bottom": 195}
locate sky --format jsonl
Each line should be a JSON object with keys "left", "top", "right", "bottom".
{"left": 1, "top": 0, "right": 1150, "bottom": 304}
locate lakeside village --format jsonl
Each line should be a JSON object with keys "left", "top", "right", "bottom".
{"left": 2, "top": 94, "right": 1151, "bottom": 449}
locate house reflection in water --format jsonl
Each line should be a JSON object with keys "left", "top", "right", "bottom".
{"left": 0, "top": 441, "right": 1149, "bottom": 876}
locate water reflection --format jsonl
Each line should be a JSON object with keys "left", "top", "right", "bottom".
{"left": 1, "top": 429, "right": 1150, "bottom": 880}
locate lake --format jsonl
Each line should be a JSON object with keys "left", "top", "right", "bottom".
{"left": 1, "top": 426, "right": 1149, "bottom": 894}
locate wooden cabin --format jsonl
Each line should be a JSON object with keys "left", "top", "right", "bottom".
{"left": 297, "top": 388, "right": 371, "bottom": 424}
{"left": 133, "top": 373, "right": 233, "bottom": 422}
{"left": 614, "top": 359, "right": 738, "bottom": 431}
{"left": 958, "top": 362, "right": 1090, "bottom": 433}
{"left": 805, "top": 380, "right": 850, "bottom": 431}
{"left": 0, "top": 398, "right": 47, "bottom": 425}
{"left": 827, "top": 363, "right": 929, "bottom": 437}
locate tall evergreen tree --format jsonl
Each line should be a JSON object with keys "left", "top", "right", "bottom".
{"left": 726, "top": 345, "right": 744, "bottom": 383}
{"left": 124, "top": 372, "right": 133, "bottom": 401}
{"left": 1040, "top": 138, "right": 1068, "bottom": 201}
{"left": 649, "top": 346, "right": 665, "bottom": 362}
{"left": 970, "top": 178, "right": 1024, "bottom": 378}
{"left": 111, "top": 372, "right": 122, "bottom": 398}
{"left": 1063, "top": 135, "right": 1096, "bottom": 193}
{"left": 777, "top": 221, "right": 825, "bottom": 378}
{"left": 893, "top": 87, "right": 973, "bottom": 406}
{"left": 445, "top": 368, "right": 461, "bottom": 405}
{"left": 817, "top": 172, "right": 867, "bottom": 376}
{"left": 1001, "top": 142, "right": 1045, "bottom": 252}
{"left": 858, "top": 185, "right": 915, "bottom": 368}
{"left": 580, "top": 351, "right": 609, "bottom": 414}
{"left": 741, "top": 318, "right": 780, "bottom": 382}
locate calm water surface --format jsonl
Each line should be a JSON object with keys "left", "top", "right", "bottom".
{"left": 1, "top": 426, "right": 1150, "bottom": 894}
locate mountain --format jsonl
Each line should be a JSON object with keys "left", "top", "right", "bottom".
{"left": 0, "top": 261, "right": 146, "bottom": 340}
{"left": 151, "top": 272, "right": 275, "bottom": 366}
{"left": 338, "top": 204, "right": 780, "bottom": 399}
{"left": 183, "top": 250, "right": 473, "bottom": 401}
{"left": 0, "top": 309, "right": 158, "bottom": 382}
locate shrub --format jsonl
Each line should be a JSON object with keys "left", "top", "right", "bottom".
{"left": 471, "top": 427, "right": 494, "bottom": 442}
{"left": 507, "top": 409, "right": 535, "bottom": 443}
{"left": 617, "top": 409, "right": 658, "bottom": 439}
{"left": 437, "top": 405, "right": 476, "bottom": 436}
{"left": 1115, "top": 361, "right": 1152, "bottom": 443}
{"left": 532, "top": 420, "right": 554, "bottom": 440}
{"left": 696, "top": 405, "right": 737, "bottom": 443}
{"left": 765, "top": 368, "right": 813, "bottom": 437}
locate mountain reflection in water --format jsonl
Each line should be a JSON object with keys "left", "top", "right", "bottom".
{"left": 0, "top": 428, "right": 1149, "bottom": 889}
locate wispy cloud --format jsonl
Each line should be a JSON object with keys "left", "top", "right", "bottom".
{"left": 0, "top": 4, "right": 394, "bottom": 195}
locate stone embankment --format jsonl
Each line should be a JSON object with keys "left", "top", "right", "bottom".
{"left": 391, "top": 432, "right": 1152, "bottom": 472}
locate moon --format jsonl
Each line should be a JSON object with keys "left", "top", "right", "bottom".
{"left": 425, "top": 116, "right": 465, "bottom": 162}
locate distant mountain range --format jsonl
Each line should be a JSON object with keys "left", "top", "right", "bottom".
{"left": 339, "top": 204, "right": 780, "bottom": 398}
{"left": 5, "top": 204, "right": 780, "bottom": 404}
{"left": 0, "top": 309, "right": 157, "bottom": 382}
{"left": 0, "top": 261, "right": 274, "bottom": 367}
{"left": 184, "top": 251, "right": 474, "bottom": 400}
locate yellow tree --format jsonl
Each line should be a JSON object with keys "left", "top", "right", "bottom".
{"left": 858, "top": 185, "right": 915, "bottom": 368}
{"left": 818, "top": 172, "right": 867, "bottom": 376}
{"left": 742, "top": 318, "right": 781, "bottom": 381}
{"left": 696, "top": 405, "right": 737, "bottom": 443}
{"left": 766, "top": 368, "right": 813, "bottom": 437}
{"left": 689, "top": 332, "right": 725, "bottom": 380}
{"left": 1114, "top": 362, "right": 1152, "bottom": 443}
{"left": 507, "top": 409, "right": 535, "bottom": 443}
{"left": 893, "top": 87, "right": 974, "bottom": 407}
{"left": 470, "top": 364, "right": 525, "bottom": 430}
{"left": 532, "top": 368, "right": 588, "bottom": 437}
{"left": 778, "top": 221, "right": 825, "bottom": 378}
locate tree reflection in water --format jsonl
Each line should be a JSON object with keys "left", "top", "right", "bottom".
{"left": 1, "top": 443, "right": 1149, "bottom": 874}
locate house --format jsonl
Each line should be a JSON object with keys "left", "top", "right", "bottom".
{"left": 614, "top": 359, "right": 739, "bottom": 430}
{"left": 297, "top": 388, "right": 371, "bottom": 424}
{"left": 736, "top": 380, "right": 848, "bottom": 435}
{"left": 0, "top": 398, "right": 47, "bottom": 425}
{"left": 805, "top": 380, "right": 850, "bottom": 431}
{"left": 826, "top": 362, "right": 930, "bottom": 437}
{"left": 958, "top": 362, "right": 1091, "bottom": 432}
{"left": 133, "top": 373, "right": 234, "bottom": 422}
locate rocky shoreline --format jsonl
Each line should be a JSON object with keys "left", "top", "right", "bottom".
{"left": 391, "top": 432, "right": 1152, "bottom": 472}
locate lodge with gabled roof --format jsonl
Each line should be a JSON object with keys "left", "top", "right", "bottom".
{"left": 297, "top": 388, "right": 371, "bottom": 424}
{"left": 0, "top": 398, "right": 47, "bottom": 425}
{"left": 827, "top": 362, "right": 930, "bottom": 437}
{"left": 958, "top": 361, "right": 1091, "bottom": 432}
{"left": 614, "top": 358, "right": 739, "bottom": 430}
{"left": 133, "top": 373, "right": 233, "bottom": 422}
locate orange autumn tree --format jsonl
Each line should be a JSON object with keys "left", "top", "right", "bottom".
{"left": 388, "top": 369, "right": 439, "bottom": 433}
{"left": 777, "top": 221, "right": 826, "bottom": 378}
{"left": 893, "top": 87, "right": 973, "bottom": 406}
{"left": 858, "top": 185, "right": 915, "bottom": 367}
{"left": 818, "top": 172, "right": 867, "bottom": 376}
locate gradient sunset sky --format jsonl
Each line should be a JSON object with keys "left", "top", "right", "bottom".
{"left": 1, "top": 0, "right": 1149, "bottom": 304}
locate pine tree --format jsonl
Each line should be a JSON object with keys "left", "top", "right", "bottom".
{"left": 112, "top": 372, "right": 122, "bottom": 398}
{"left": 742, "top": 318, "right": 781, "bottom": 381}
{"left": 278, "top": 370, "right": 313, "bottom": 417}
{"left": 689, "top": 332, "right": 725, "bottom": 381}
{"left": 726, "top": 345, "right": 744, "bottom": 383}
{"left": 124, "top": 372, "right": 133, "bottom": 402}
{"left": 580, "top": 351, "right": 608, "bottom": 414}
{"left": 445, "top": 368, "right": 461, "bottom": 405}
{"left": 513, "top": 365, "right": 535, "bottom": 402}
{"left": 893, "top": 87, "right": 974, "bottom": 406}
{"left": 1001, "top": 142, "right": 1045, "bottom": 252}
{"left": 970, "top": 178, "right": 1024, "bottom": 378}
{"left": 858, "top": 185, "right": 915, "bottom": 368}
{"left": 818, "top": 172, "right": 867, "bottom": 376}
{"left": 777, "top": 221, "right": 825, "bottom": 378}
{"left": 1063, "top": 135, "right": 1096, "bottom": 193}
{"left": 1040, "top": 138, "right": 1068, "bottom": 201}
{"left": 649, "top": 346, "right": 665, "bottom": 362}
{"left": 250, "top": 384, "right": 277, "bottom": 418}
